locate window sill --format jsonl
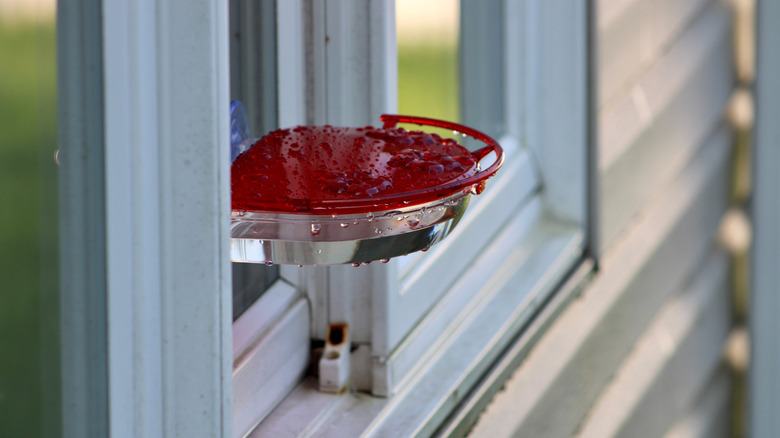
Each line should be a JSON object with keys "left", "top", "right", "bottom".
{"left": 250, "top": 211, "right": 585, "bottom": 437}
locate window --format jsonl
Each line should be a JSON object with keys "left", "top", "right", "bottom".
{"left": 235, "top": 1, "right": 589, "bottom": 436}
{"left": 55, "top": 1, "right": 588, "bottom": 436}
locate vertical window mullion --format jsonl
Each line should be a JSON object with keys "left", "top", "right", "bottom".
{"left": 101, "top": 0, "right": 233, "bottom": 436}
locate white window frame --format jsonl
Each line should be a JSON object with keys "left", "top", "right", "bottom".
{"left": 60, "top": 1, "right": 588, "bottom": 437}
{"left": 59, "top": 0, "right": 233, "bottom": 436}
{"left": 235, "top": 1, "right": 589, "bottom": 436}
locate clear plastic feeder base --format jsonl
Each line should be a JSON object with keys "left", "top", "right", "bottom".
{"left": 231, "top": 191, "right": 470, "bottom": 266}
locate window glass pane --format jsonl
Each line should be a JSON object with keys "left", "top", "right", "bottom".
{"left": 396, "top": 0, "right": 460, "bottom": 123}
{"left": 229, "top": 0, "right": 280, "bottom": 321}
{"left": 232, "top": 264, "right": 279, "bottom": 321}
{"left": 0, "top": 2, "right": 60, "bottom": 437}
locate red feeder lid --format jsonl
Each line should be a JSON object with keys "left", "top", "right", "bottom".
{"left": 231, "top": 114, "right": 504, "bottom": 215}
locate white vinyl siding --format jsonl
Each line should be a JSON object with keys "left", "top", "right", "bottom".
{"left": 469, "top": 0, "right": 738, "bottom": 436}
{"left": 597, "top": 1, "right": 733, "bottom": 253}
{"left": 472, "top": 125, "right": 734, "bottom": 436}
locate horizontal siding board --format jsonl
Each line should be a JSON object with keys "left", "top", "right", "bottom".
{"left": 664, "top": 367, "right": 733, "bottom": 438}
{"left": 576, "top": 249, "right": 732, "bottom": 438}
{"left": 470, "top": 125, "right": 732, "bottom": 438}
{"left": 598, "top": 2, "right": 733, "bottom": 253}
{"left": 598, "top": 0, "right": 651, "bottom": 107}
{"left": 598, "top": 0, "right": 712, "bottom": 107}
{"left": 600, "top": 2, "right": 731, "bottom": 170}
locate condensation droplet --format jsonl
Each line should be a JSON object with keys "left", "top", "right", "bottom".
{"left": 310, "top": 223, "right": 322, "bottom": 236}
{"left": 380, "top": 258, "right": 390, "bottom": 264}
{"left": 340, "top": 223, "right": 349, "bottom": 228}
{"left": 352, "top": 262, "right": 361, "bottom": 267}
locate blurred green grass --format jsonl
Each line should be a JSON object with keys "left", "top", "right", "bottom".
{"left": 0, "top": 21, "right": 58, "bottom": 438}
{"left": 397, "top": 42, "right": 459, "bottom": 124}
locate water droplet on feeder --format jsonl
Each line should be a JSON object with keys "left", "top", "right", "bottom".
{"left": 311, "top": 223, "right": 322, "bottom": 236}
{"left": 340, "top": 223, "right": 349, "bottom": 228}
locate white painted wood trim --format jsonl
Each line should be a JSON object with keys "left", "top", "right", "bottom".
{"left": 233, "top": 298, "right": 310, "bottom": 437}
{"left": 525, "top": 0, "right": 588, "bottom": 225}
{"left": 470, "top": 124, "right": 732, "bottom": 438}
{"left": 750, "top": 0, "right": 780, "bottom": 435}
{"left": 101, "top": 0, "right": 232, "bottom": 436}
{"left": 232, "top": 280, "right": 300, "bottom": 361}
